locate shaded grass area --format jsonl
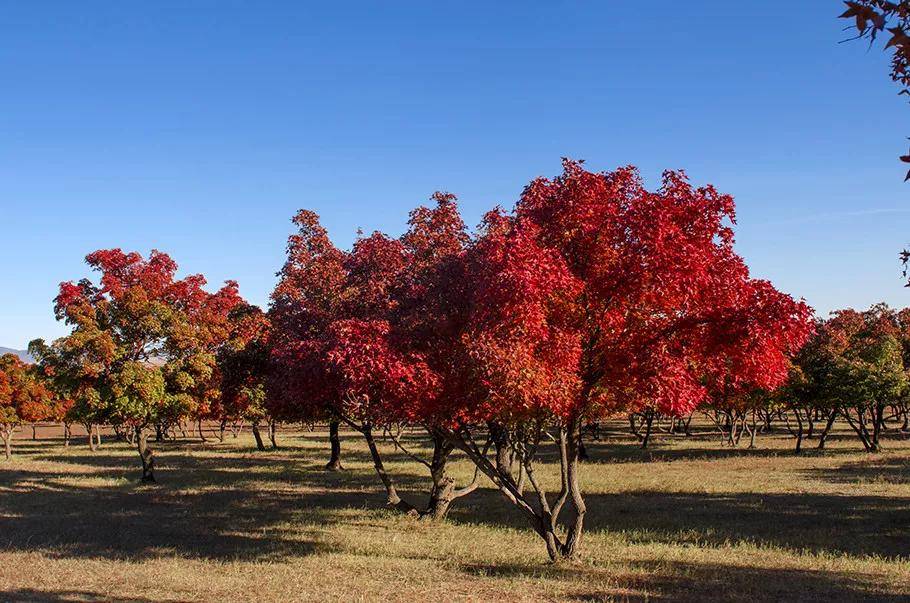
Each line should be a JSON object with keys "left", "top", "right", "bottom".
{"left": 0, "top": 421, "right": 907, "bottom": 601}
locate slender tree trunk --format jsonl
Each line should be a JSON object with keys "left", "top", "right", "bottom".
{"left": 197, "top": 419, "right": 207, "bottom": 443}
{"left": 251, "top": 420, "right": 266, "bottom": 451}
{"left": 32, "top": 424, "right": 37, "bottom": 440}
{"left": 135, "top": 426, "right": 155, "bottom": 482}
{"left": 93, "top": 425, "right": 102, "bottom": 448}
{"left": 870, "top": 403, "right": 884, "bottom": 452}
{"left": 817, "top": 409, "right": 838, "bottom": 450}
{"left": 268, "top": 419, "right": 279, "bottom": 449}
{"left": 748, "top": 410, "right": 757, "bottom": 449}
{"left": 218, "top": 419, "right": 227, "bottom": 443}
{"left": 84, "top": 423, "right": 97, "bottom": 451}
{"left": 325, "top": 419, "right": 344, "bottom": 470}
{"left": 63, "top": 422, "right": 71, "bottom": 447}
{"left": 1, "top": 426, "right": 13, "bottom": 459}
{"left": 794, "top": 409, "right": 804, "bottom": 454}
{"left": 561, "top": 418, "right": 587, "bottom": 559}
{"left": 641, "top": 410, "right": 654, "bottom": 449}
{"left": 360, "top": 423, "right": 416, "bottom": 514}
{"left": 577, "top": 433, "right": 589, "bottom": 461}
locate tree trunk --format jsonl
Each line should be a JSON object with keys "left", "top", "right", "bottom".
{"left": 32, "top": 424, "right": 37, "bottom": 440}
{"left": 747, "top": 410, "right": 757, "bottom": 449}
{"left": 423, "top": 433, "right": 456, "bottom": 520}
{"left": 794, "top": 409, "right": 804, "bottom": 454}
{"left": 560, "top": 418, "right": 587, "bottom": 559}
{"left": 218, "top": 419, "right": 227, "bottom": 443}
{"left": 93, "top": 425, "right": 102, "bottom": 448}
{"left": 1, "top": 426, "right": 13, "bottom": 459}
{"left": 360, "top": 423, "right": 416, "bottom": 514}
{"left": 489, "top": 421, "right": 513, "bottom": 476}
{"left": 870, "top": 403, "right": 884, "bottom": 452}
{"left": 325, "top": 419, "right": 344, "bottom": 470}
{"left": 63, "top": 422, "right": 71, "bottom": 447}
{"left": 251, "top": 420, "right": 266, "bottom": 451}
{"left": 197, "top": 419, "right": 207, "bottom": 443}
{"left": 577, "top": 434, "right": 589, "bottom": 461}
{"left": 817, "top": 409, "right": 838, "bottom": 450}
{"left": 85, "top": 423, "right": 97, "bottom": 451}
{"left": 135, "top": 426, "right": 155, "bottom": 482}
{"left": 641, "top": 410, "right": 654, "bottom": 449}
{"left": 268, "top": 419, "right": 279, "bottom": 449}
{"left": 155, "top": 423, "right": 163, "bottom": 443}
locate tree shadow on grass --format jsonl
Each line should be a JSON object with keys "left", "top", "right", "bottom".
{"left": 0, "top": 442, "right": 433, "bottom": 564}
{"left": 458, "top": 559, "right": 908, "bottom": 602}
{"left": 448, "top": 487, "right": 910, "bottom": 560}
{"left": 804, "top": 454, "right": 910, "bottom": 485}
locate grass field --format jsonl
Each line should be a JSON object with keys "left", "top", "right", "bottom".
{"left": 0, "top": 421, "right": 908, "bottom": 602}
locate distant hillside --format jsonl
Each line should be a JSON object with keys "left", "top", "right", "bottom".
{"left": 0, "top": 347, "right": 34, "bottom": 363}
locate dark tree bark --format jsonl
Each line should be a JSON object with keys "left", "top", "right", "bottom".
{"left": 445, "top": 416, "right": 587, "bottom": 562}
{"left": 251, "top": 420, "right": 266, "bottom": 451}
{"left": 63, "top": 422, "right": 71, "bottom": 447}
{"left": 817, "top": 409, "right": 838, "bottom": 450}
{"left": 325, "top": 419, "right": 344, "bottom": 471}
{"left": 359, "top": 423, "right": 416, "bottom": 514}
{"left": 135, "top": 426, "right": 156, "bottom": 482}
{"left": 641, "top": 410, "right": 655, "bottom": 449}
{"left": 218, "top": 419, "right": 227, "bottom": 442}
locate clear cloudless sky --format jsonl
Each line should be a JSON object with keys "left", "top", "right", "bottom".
{"left": 1, "top": 1, "right": 908, "bottom": 348}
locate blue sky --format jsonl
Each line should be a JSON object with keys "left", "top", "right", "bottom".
{"left": 1, "top": 1, "right": 907, "bottom": 348}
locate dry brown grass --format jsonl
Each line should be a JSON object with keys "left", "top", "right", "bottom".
{"left": 0, "top": 420, "right": 908, "bottom": 602}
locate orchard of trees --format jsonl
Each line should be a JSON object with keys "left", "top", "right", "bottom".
{"left": 4, "top": 160, "right": 909, "bottom": 562}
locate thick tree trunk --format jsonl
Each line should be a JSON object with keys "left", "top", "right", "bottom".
{"left": 489, "top": 421, "right": 513, "bottom": 476}
{"left": 251, "top": 420, "right": 266, "bottom": 451}
{"left": 135, "top": 426, "right": 156, "bottom": 482}
{"left": 155, "top": 423, "right": 163, "bottom": 443}
{"left": 423, "top": 433, "right": 456, "bottom": 520}
{"left": 325, "top": 419, "right": 344, "bottom": 470}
